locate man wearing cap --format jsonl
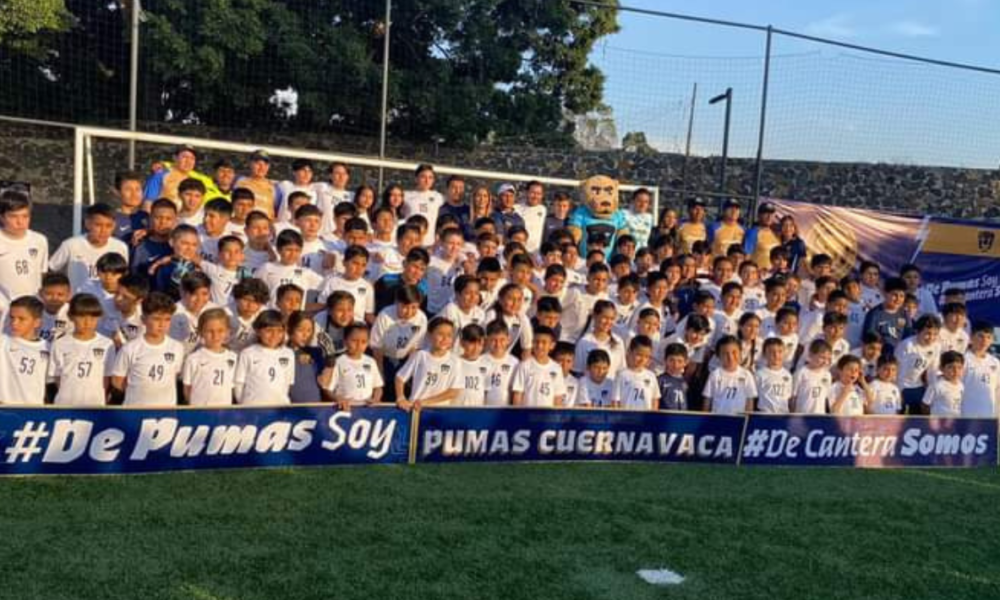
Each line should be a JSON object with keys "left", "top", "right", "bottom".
{"left": 491, "top": 183, "right": 526, "bottom": 242}
{"left": 277, "top": 158, "right": 321, "bottom": 223}
{"left": 744, "top": 202, "right": 781, "bottom": 270}
{"left": 235, "top": 150, "right": 282, "bottom": 220}
{"left": 677, "top": 198, "right": 708, "bottom": 255}
{"left": 143, "top": 145, "right": 213, "bottom": 208}
{"left": 709, "top": 198, "right": 745, "bottom": 257}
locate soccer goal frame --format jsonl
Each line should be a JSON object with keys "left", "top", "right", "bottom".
{"left": 71, "top": 125, "right": 661, "bottom": 236}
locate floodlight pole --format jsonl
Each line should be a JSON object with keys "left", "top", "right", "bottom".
{"left": 751, "top": 26, "right": 773, "bottom": 222}
{"left": 377, "top": 0, "right": 392, "bottom": 191}
{"left": 128, "top": 0, "right": 141, "bottom": 170}
{"left": 709, "top": 87, "right": 732, "bottom": 213}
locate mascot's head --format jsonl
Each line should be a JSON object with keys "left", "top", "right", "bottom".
{"left": 580, "top": 175, "right": 619, "bottom": 218}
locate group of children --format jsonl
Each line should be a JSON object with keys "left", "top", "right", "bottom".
{"left": 0, "top": 147, "right": 995, "bottom": 419}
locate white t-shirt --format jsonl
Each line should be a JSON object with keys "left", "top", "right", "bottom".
{"left": 575, "top": 375, "right": 614, "bottom": 407}
{"left": 484, "top": 310, "right": 532, "bottom": 356}
{"left": 961, "top": 352, "right": 1000, "bottom": 418}
{"left": 614, "top": 368, "right": 660, "bottom": 411}
{"left": 894, "top": 337, "right": 941, "bottom": 390}
{"left": 370, "top": 305, "right": 428, "bottom": 360}
{"left": 939, "top": 327, "right": 970, "bottom": 354}
{"left": 318, "top": 276, "right": 375, "bottom": 321}
{"left": 169, "top": 302, "right": 218, "bottom": 356}
{"left": 455, "top": 357, "right": 488, "bottom": 406}
{"left": 48, "top": 334, "right": 115, "bottom": 406}
{"left": 440, "top": 302, "right": 487, "bottom": 339}
{"left": 515, "top": 204, "right": 547, "bottom": 252}
{"left": 39, "top": 304, "right": 73, "bottom": 343}
{"left": 99, "top": 305, "right": 144, "bottom": 346}
{"left": 703, "top": 366, "right": 757, "bottom": 415}
{"left": 846, "top": 302, "right": 866, "bottom": 348}
{"left": 922, "top": 379, "right": 964, "bottom": 416}
{"left": 0, "top": 230, "right": 48, "bottom": 303}
{"left": 573, "top": 332, "right": 627, "bottom": 378}
{"left": 426, "top": 255, "right": 464, "bottom": 315}
{"left": 277, "top": 181, "right": 322, "bottom": 223}
{"left": 49, "top": 234, "right": 129, "bottom": 293}
{"left": 326, "top": 354, "right": 384, "bottom": 405}
{"left": 560, "top": 288, "right": 607, "bottom": 342}
{"left": 765, "top": 331, "right": 799, "bottom": 370}
{"left": 742, "top": 286, "right": 766, "bottom": 314}
{"left": 397, "top": 349, "right": 462, "bottom": 403}
{"left": 0, "top": 335, "right": 49, "bottom": 405}
{"left": 482, "top": 353, "right": 518, "bottom": 406}
{"left": 300, "top": 238, "right": 328, "bottom": 276}
{"left": 181, "top": 347, "right": 237, "bottom": 406}
{"left": 316, "top": 185, "right": 354, "bottom": 236}
{"left": 868, "top": 379, "right": 902, "bottom": 415}
{"left": 755, "top": 366, "right": 793, "bottom": 414}
{"left": 111, "top": 336, "right": 185, "bottom": 406}
{"left": 200, "top": 261, "right": 243, "bottom": 305}
{"left": 403, "top": 190, "right": 445, "bottom": 247}
{"left": 861, "top": 285, "right": 883, "bottom": 311}
{"left": 366, "top": 239, "right": 403, "bottom": 280}
{"left": 512, "top": 357, "right": 566, "bottom": 407}
{"left": 253, "top": 262, "right": 324, "bottom": 305}
{"left": 234, "top": 345, "right": 296, "bottom": 405}
{"left": 831, "top": 381, "right": 865, "bottom": 416}
{"left": 792, "top": 366, "right": 832, "bottom": 414}
{"left": 225, "top": 306, "right": 260, "bottom": 353}
{"left": 563, "top": 373, "right": 580, "bottom": 407}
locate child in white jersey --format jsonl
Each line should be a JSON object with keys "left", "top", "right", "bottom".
{"left": 111, "top": 292, "right": 185, "bottom": 406}
{"left": 440, "top": 275, "right": 487, "bottom": 345}
{"left": 961, "top": 322, "right": 1000, "bottom": 418}
{"left": 49, "top": 294, "right": 116, "bottom": 406}
{"left": 895, "top": 314, "right": 942, "bottom": 415}
{"left": 325, "top": 323, "right": 384, "bottom": 408}
{"left": 613, "top": 335, "right": 660, "bottom": 411}
{"left": 552, "top": 342, "right": 579, "bottom": 406}
{"left": 233, "top": 309, "right": 295, "bottom": 405}
{"left": 455, "top": 324, "right": 488, "bottom": 406}
{"left": 868, "top": 356, "right": 902, "bottom": 415}
{"left": 703, "top": 335, "right": 757, "bottom": 415}
{"left": 921, "top": 351, "right": 965, "bottom": 416}
{"left": 755, "top": 338, "right": 793, "bottom": 414}
{"left": 830, "top": 355, "right": 872, "bottom": 416}
{"left": 181, "top": 308, "right": 237, "bottom": 406}
{"left": 512, "top": 326, "right": 566, "bottom": 407}
{"left": 395, "top": 316, "right": 462, "bottom": 410}
{"left": 576, "top": 349, "right": 614, "bottom": 408}
{"left": 790, "top": 339, "right": 833, "bottom": 414}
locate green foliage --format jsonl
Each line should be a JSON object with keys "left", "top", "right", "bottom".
{"left": 0, "top": 0, "right": 618, "bottom": 147}
{"left": 0, "top": 0, "right": 69, "bottom": 57}
{"left": 622, "top": 131, "right": 655, "bottom": 155}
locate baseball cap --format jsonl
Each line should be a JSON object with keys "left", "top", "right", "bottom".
{"left": 175, "top": 144, "right": 198, "bottom": 159}
{"left": 497, "top": 183, "right": 516, "bottom": 195}
{"left": 758, "top": 202, "right": 777, "bottom": 213}
{"left": 688, "top": 197, "right": 707, "bottom": 209}
{"left": 250, "top": 149, "right": 271, "bottom": 163}
{"left": 723, "top": 198, "right": 741, "bottom": 210}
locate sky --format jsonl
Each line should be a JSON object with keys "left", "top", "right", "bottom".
{"left": 588, "top": 0, "right": 1000, "bottom": 168}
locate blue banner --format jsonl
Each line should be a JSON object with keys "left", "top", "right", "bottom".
{"left": 415, "top": 407, "right": 745, "bottom": 464}
{"left": 0, "top": 405, "right": 411, "bottom": 475}
{"left": 740, "top": 415, "right": 998, "bottom": 468}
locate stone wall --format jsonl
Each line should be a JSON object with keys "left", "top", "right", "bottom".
{"left": 2, "top": 122, "right": 999, "bottom": 245}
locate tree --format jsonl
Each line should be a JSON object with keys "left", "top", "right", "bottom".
{"left": 0, "top": 0, "right": 68, "bottom": 47}
{"left": 622, "top": 131, "right": 655, "bottom": 155}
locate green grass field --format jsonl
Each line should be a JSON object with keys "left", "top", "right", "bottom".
{"left": 2, "top": 464, "right": 999, "bottom": 600}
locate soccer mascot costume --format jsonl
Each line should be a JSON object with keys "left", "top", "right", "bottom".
{"left": 567, "top": 174, "right": 629, "bottom": 258}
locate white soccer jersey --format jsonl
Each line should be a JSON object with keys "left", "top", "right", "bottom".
{"left": 39, "top": 304, "right": 73, "bottom": 343}
{"left": 440, "top": 302, "right": 487, "bottom": 338}
{"left": 766, "top": 331, "right": 799, "bottom": 370}
{"left": 654, "top": 333, "right": 707, "bottom": 371}
{"left": 755, "top": 366, "right": 793, "bottom": 414}
{"left": 49, "top": 235, "right": 129, "bottom": 292}
{"left": 831, "top": 382, "right": 865, "bottom": 416}
{"left": 178, "top": 209, "right": 204, "bottom": 227}
{"left": 573, "top": 332, "right": 627, "bottom": 378}
{"left": 962, "top": 352, "right": 1000, "bottom": 418}
{"left": 300, "top": 238, "right": 328, "bottom": 276}
{"left": 791, "top": 366, "right": 832, "bottom": 414}
{"left": 99, "top": 306, "right": 144, "bottom": 345}
{"left": 0, "top": 230, "right": 48, "bottom": 303}
{"left": 939, "top": 327, "right": 970, "bottom": 354}
{"left": 225, "top": 307, "right": 260, "bottom": 353}
{"left": 560, "top": 288, "right": 607, "bottom": 342}
{"left": 0, "top": 335, "right": 49, "bottom": 405}
{"left": 512, "top": 357, "right": 566, "bottom": 407}
{"left": 575, "top": 375, "right": 614, "bottom": 408}
{"left": 742, "top": 286, "right": 765, "bottom": 314}
{"left": 563, "top": 373, "right": 580, "bottom": 407}
{"left": 614, "top": 368, "right": 660, "bottom": 411}
{"left": 243, "top": 246, "right": 273, "bottom": 271}
{"left": 111, "top": 336, "right": 185, "bottom": 406}
{"left": 861, "top": 285, "right": 883, "bottom": 311}
{"left": 515, "top": 204, "right": 546, "bottom": 252}
{"left": 868, "top": 380, "right": 902, "bottom": 415}
{"left": 317, "top": 276, "right": 374, "bottom": 321}
{"left": 198, "top": 231, "right": 222, "bottom": 265}
{"left": 48, "top": 334, "right": 115, "bottom": 406}
{"left": 711, "top": 309, "right": 740, "bottom": 347}
{"left": 397, "top": 350, "right": 462, "bottom": 403}
{"left": 484, "top": 310, "right": 532, "bottom": 356}
{"left": 455, "top": 357, "right": 488, "bottom": 406}
{"left": 482, "top": 353, "right": 518, "bottom": 406}
{"left": 253, "top": 262, "right": 324, "bottom": 305}
{"left": 277, "top": 181, "right": 321, "bottom": 223}
{"left": 366, "top": 240, "right": 403, "bottom": 280}
{"left": 170, "top": 302, "right": 218, "bottom": 356}
{"left": 922, "top": 379, "right": 964, "bottom": 416}
{"left": 326, "top": 354, "right": 384, "bottom": 405}
{"left": 234, "top": 345, "right": 295, "bottom": 405}
{"left": 894, "top": 337, "right": 941, "bottom": 389}
{"left": 181, "top": 347, "right": 237, "bottom": 406}
{"left": 703, "top": 366, "right": 757, "bottom": 415}
{"left": 370, "top": 305, "right": 428, "bottom": 360}
{"left": 316, "top": 185, "right": 354, "bottom": 235}
{"left": 402, "top": 190, "right": 445, "bottom": 247}
{"left": 612, "top": 298, "right": 640, "bottom": 340}
{"left": 426, "top": 255, "right": 464, "bottom": 315}
{"left": 200, "top": 261, "right": 243, "bottom": 305}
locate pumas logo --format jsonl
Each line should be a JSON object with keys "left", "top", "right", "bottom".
{"left": 27, "top": 248, "right": 38, "bottom": 258}
{"left": 163, "top": 353, "right": 175, "bottom": 363}
{"left": 92, "top": 348, "right": 105, "bottom": 358}
{"left": 979, "top": 230, "right": 996, "bottom": 253}
{"left": 226, "top": 359, "right": 235, "bottom": 368}
{"left": 501, "top": 364, "right": 511, "bottom": 372}
{"left": 549, "top": 371, "right": 557, "bottom": 379}
{"left": 279, "top": 357, "right": 290, "bottom": 367}
{"left": 441, "top": 364, "right": 451, "bottom": 373}
{"left": 362, "top": 364, "right": 372, "bottom": 371}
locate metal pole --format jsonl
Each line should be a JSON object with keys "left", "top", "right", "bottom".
{"left": 681, "top": 82, "right": 697, "bottom": 198}
{"left": 377, "top": 0, "right": 391, "bottom": 191}
{"left": 128, "top": 0, "right": 140, "bottom": 169}
{"left": 85, "top": 135, "right": 96, "bottom": 207}
{"left": 719, "top": 88, "right": 731, "bottom": 204}
{"left": 751, "top": 26, "right": 773, "bottom": 222}
{"left": 73, "top": 129, "right": 84, "bottom": 236}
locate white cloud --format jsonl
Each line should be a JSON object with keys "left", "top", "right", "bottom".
{"left": 804, "top": 14, "right": 857, "bottom": 38}
{"left": 888, "top": 20, "right": 940, "bottom": 37}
